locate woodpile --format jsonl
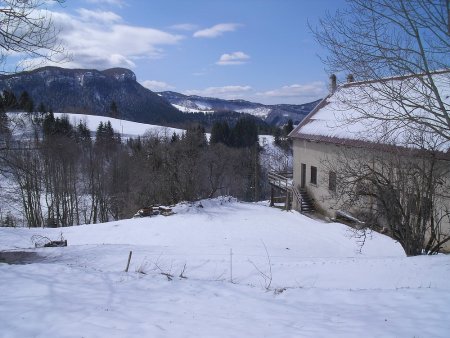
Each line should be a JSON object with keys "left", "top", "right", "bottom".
{"left": 133, "top": 205, "right": 174, "bottom": 218}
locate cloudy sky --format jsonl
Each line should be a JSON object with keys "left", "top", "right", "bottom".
{"left": 38, "top": 0, "right": 347, "bottom": 104}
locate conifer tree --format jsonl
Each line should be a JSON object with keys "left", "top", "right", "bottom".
{"left": 2, "top": 90, "right": 17, "bottom": 109}
{"left": 19, "top": 91, "right": 34, "bottom": 112}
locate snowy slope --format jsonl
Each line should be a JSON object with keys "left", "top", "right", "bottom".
{"left": 5, "top": 112, "right": 185, "bottom": 140}
{"left": 171, "top": 104, "right": 214, "bottom": 114}
{"left": 8, "top": 113, "right": 280, "bottom": 149}
{"left": 54, "top": 113, "right": 184, "bottom": 138}
{"left": 1, "top": 198, "right": 449, "bottom": 337}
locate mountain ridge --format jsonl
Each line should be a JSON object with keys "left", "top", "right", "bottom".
{"left": 158, "top": 91, "right": 321, "bottom": 126}
{"left": 0, "top": 66, "right": 184, "bottom": 125}
{"left": 0, "top": 66, "right": 320, "bottom": 128}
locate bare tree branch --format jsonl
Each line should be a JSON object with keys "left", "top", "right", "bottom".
{"left": 312, "top": 0, "right": 450, "bottom": 139}
{"left": 0, "top": 0, "right": 68, "bottom": 73}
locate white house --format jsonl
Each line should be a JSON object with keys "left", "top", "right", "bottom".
{"left": 288, "top": 71, "right": 450, "bottom": 253}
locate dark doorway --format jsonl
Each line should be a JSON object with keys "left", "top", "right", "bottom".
{"left": 301, "top": 163, "right": 306, "bottom": 188}
{"left": 310, "top": 166, "right": 317, "bottom": 185}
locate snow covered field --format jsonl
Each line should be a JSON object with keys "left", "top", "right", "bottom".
{"left": 1, "top": 198, "right": 449, "bottom": 337}
{"left": 54, "top": 113, "right": 184, "bottom": 139}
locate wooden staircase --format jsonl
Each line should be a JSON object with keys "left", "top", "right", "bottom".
{"left": 268, "top": 170, "right": 315, "bottom": 214}
{"left": 295, "top": 187, "right": 315, "bottom": 213}
{"left": 296, "top": 189, "right": 316, "bottom": 213}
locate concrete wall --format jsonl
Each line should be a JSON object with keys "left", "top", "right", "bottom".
{"left": 292, "top": 138, "right": 450, "bottom": 251}
{"left": 292, "top": 139, "right": 342, "bottom": 216}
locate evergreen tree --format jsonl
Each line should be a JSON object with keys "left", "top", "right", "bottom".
{"left": 0, "top": 110, "right": 11, "bottom": 142}
{"left": 54, "top": 115, "right": 73, "bottom": 137}
{"left": 171, "top": 132, "right": 180, "bottom": 143}
{"left": 38, "top": 102, "right": 46, "bottom": 114}
{"left": 42, "top": 111, "right": 56, "bottom": 136}
{"left": 210, "top": 121, "right": 231, "bottom": 146}
{"left": 274, "top": 127, "right": 282, "bottom": 145}
{"left": 110, "top": 101, "right": 119, "bottom": 119}
{"left": 43, "top": 113, "right": 74, "bottom": 138}
{"left": 2, "top": 90, "right": 18, "bottom": 110}
{"left": 231, "top": 117, "right": 258, "bottom": 148}
{"left": 105, "top": 121, "right": 115, "bottom": 140}
{"left": 284, "top": 119, "right": 294, "bottom": 135}
{"left": 19, "top": 91, "right": 34, "bottom": 112}
{"left": 185, "top": 125, "right": 207, "bottom": 149}
{"left": 96, "top": 122, "right": 105, "bottom": 143}
{"left": 76, "top": 121, "right": 91, "bottom": 145}
{"left": 96, "top": 121, "right": 120, "bottom": 150}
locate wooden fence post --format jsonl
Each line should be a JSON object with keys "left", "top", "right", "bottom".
{"left": 125, "top": 251, "right": 132, "bottom": 272}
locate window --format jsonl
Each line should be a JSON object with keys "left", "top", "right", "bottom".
{"left": 329, "top": 171, "right": 336, "bottom": 192}
{"left": 310, "top": 166, "right": 317, "bottom": 185}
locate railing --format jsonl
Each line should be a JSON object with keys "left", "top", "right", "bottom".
{"left": 268, "top": 171, "right": 293, "bottom": 191}
{"left": 268, "top": 170, "right": 314, "bottom": 213}
{"left": 291, "top": 185, "right": 302, "bottom": 210}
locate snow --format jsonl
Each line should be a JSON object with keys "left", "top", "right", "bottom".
{"left": 171, "top": 103, "right": 272, "bottom": 119}
{"left": 235, "top": 106, "right": 272, "bottom": 119}
{"left": 7, "top": 113, "right": 280, "bottom": 151}
{"left": 259, "top": 135, "right": 293, "bottom": 172}
{"left": 172, "top": 103, "right": 214, "bottom": 114}
{"left": 1, "top": 198, "right": 449, "bottom": 337}
{"left": 54, "top": 113, "right": 184, "bottom": 139}
{"left": 194, "top": 101, "right": 213, "bottom": 110}
{"left": 2, "top": 113, "right": 287, "bottom": 228}
{"left": 5, "top": 112, "right": 185, "bottom": 140}
{"left": 295, "top": 72, "right": 450, "bottom": 151}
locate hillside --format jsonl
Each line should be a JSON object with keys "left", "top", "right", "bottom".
{"left": 0, "top": 198, "right": 449, "bottom": 337}
{"left": 0, "top": 67, "right": 185, "bottom": 125}
{"left": 158, "top": 91, "right": 321, "bottom": 126}
{"left": 0, "top": 67, "right": 319, "bottom": 129}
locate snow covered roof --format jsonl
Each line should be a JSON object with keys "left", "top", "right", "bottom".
{"left": 289, "top": 71, "right": 450, "bottom": 156}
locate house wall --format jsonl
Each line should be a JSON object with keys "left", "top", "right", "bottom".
{"left": 292, "top": 138, "right": 341, "bottom": 216}
{"left": 292, "top": 138, "right": 450, "bottom": 251}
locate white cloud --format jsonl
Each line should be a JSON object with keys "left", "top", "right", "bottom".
{"left": 76, "top": 8, "right": 122, "bottom": 23}
{"left": 257, "top": 82, "right": 326, "bottom": 100}
{"left": 141, "top": 80, "right": 175, "bottom": 92}
{"left": 193, "top": 23, "right": 241, "bottom": 38}
{"left": 216, "top": 51, "right": 250, "bottom": 66}
{"left": 44, "top": 10, "right": 183, "bottom": 69}
{"left": 185, "top": 85, "right": 252, "bottom": 99}
{"left": 170, "top": 23, "right": 198, "bottom": 31}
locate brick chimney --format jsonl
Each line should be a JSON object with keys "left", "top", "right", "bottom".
{"left": 330, "top": 74, "right": 337, "bottom": 93}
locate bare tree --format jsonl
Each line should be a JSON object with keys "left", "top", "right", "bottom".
{"left": 0, "top": 0, "right": 67, "bottom": 72}
{"left": 10, "top": 141, "right": 44, "bottom": 227}
{"left": 324, "top": 143, "right": 450, "bottom": 256}
{"left": 42, "top": 135, "right": 81, "bottom": 227}
{"left": 312, "top": 0, "right": 450, "bottom": 141}
{"left": 203, "top": 143, "right": 234, "bottom": 198}
{"left": 0, "top": 0, "right": 67, "bottom": 198}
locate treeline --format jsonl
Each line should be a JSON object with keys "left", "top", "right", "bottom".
{"left": 0, "top": 88, "right": 277, "bottom": 133}
{"left": 0, "top": 90, "right": 36, "bottom": 113}
{"left": 181, "top": 110, "right": 275, "bottom": 134}
{"left": 1, "top": 113, "right": 266, "bottom": 227}
{"left": 273, "top": 119, "right": 294, "bottom": 150}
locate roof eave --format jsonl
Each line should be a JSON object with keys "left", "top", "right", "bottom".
{"left": 288, "top": 93, "right": 332, "bottom": 140}
{"left": 293, "top": 133, "right": 450, "bottom": 161}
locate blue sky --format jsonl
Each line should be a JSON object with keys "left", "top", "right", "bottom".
{"left": 43, "top": 0, "right": 348, "bottom": 104}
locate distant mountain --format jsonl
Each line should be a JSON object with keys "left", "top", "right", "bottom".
{"left": 0, "top": 66, "right": 320, "bottom": 129}
{"left": 158, "top": 91, "right": 321, "bottom": 126}
{"left": 0, "top": 67, "right": 184, "bottom": 125}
